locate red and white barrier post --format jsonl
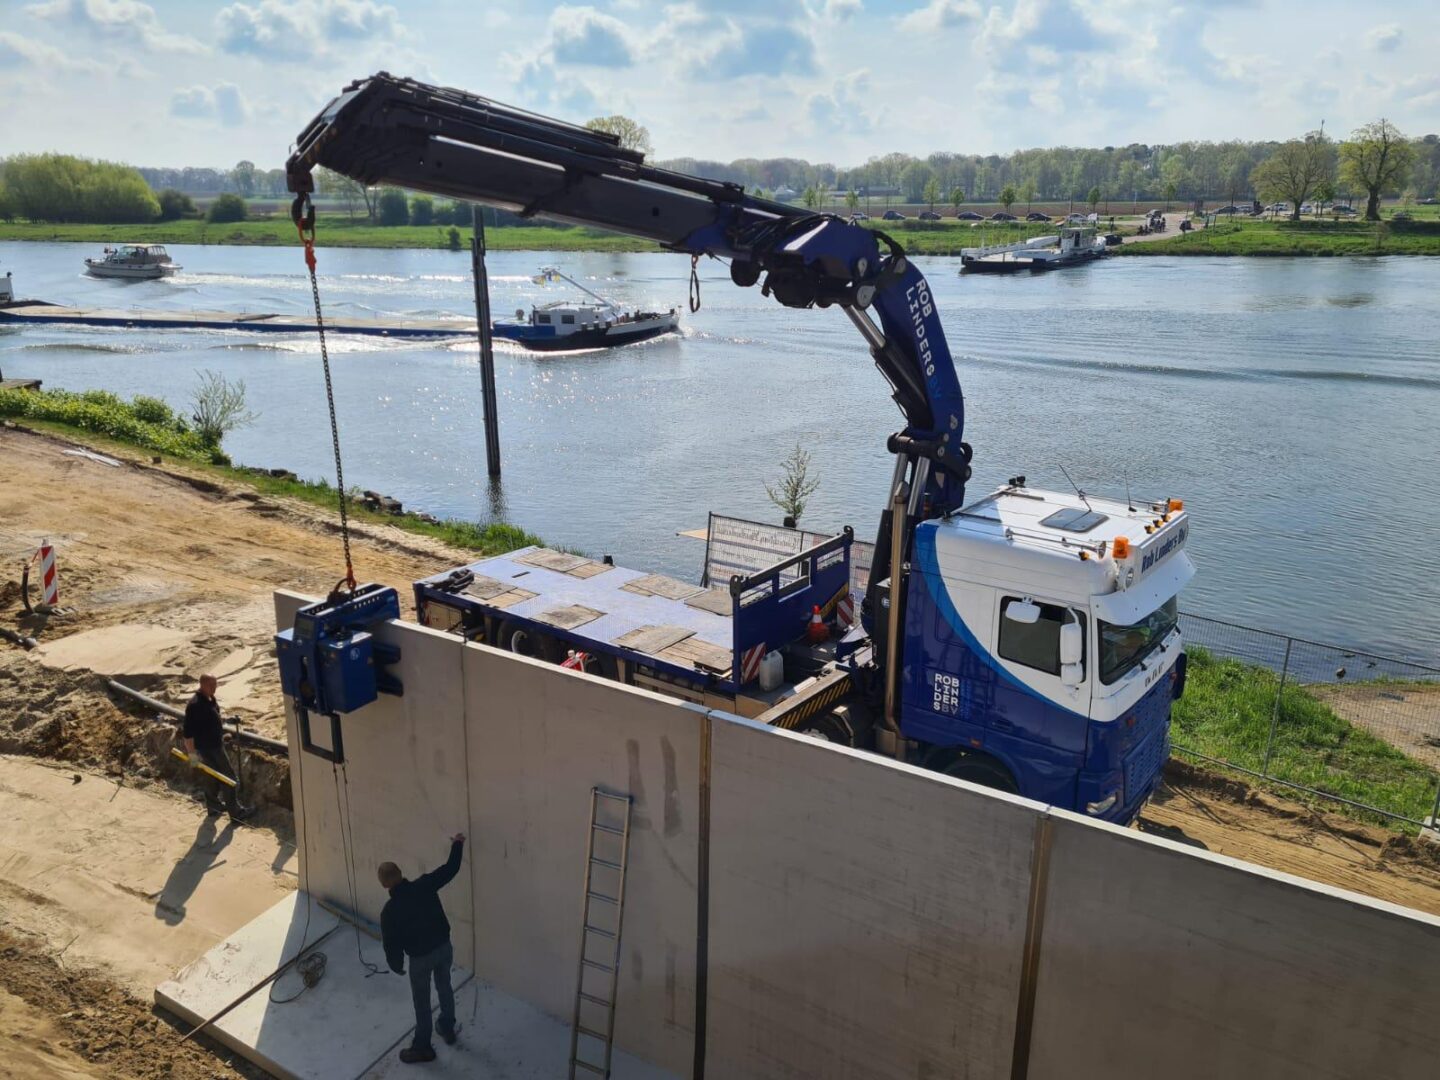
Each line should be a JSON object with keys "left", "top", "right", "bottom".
{"left": 37, "top": 541, "right": 59, "bottom": 607}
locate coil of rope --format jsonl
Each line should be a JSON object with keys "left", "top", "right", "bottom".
{"left": 291, "top": 192, "right": 358, "bottom": 599}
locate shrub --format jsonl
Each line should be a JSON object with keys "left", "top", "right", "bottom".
{"left": 377, "top": 188, "right": 409, "bottom": 226}
{"left": 446, "top": 226, "right": 462, "bottom": 250}
{"left": 190, "top": 369, "right": 256, "bottom": 447}
{"left": 409, "top": 195, "right": 434, "bottom": 226}
{"left": 0, "top": 388, "right": 214, "bottom": 460}
{"left": 130, "top": 394, "right": 174, "bottom": 425}
{"left": 207, "top": 193, "right": 247, "bottom": 223}
{"left": 157, "top": 188, "right": 196, "bottom": 221}
{"left": 80, "top": 388, "right": 123, "bottom": 407}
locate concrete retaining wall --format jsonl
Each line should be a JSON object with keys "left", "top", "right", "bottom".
{"left": 275, "top": 591, "right": 1440, "bottom": 1079}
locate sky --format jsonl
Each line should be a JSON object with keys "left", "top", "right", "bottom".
{"left": 0, "top": 0, "right": 1437, "bottom": 169}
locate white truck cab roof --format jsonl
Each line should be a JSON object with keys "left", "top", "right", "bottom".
{"left": 924, "top": 484, "right": 1193, "bottom": 623}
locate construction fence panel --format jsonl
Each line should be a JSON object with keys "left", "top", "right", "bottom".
{"left": 1176, "top": 612, "right": 1440, "bottom": 827}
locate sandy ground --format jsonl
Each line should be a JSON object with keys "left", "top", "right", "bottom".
{"left": 1, "top": 420, "right": 1438, "bottom": 1075}
{"left": 1311, "top": 682, "right": 1440, "bottom": 773}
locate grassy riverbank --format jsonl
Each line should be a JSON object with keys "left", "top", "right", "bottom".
{"left": 0, "top": 387, "right": 540, "bottom": 556}
{"left": 0, "top": 216, "right": 659, "bottom": 252}
{"left": 1172, "top": 647, "right": 1439, "bottom": 826}
{"left": 1118, "top": 217, "right": 1440, "bottom": 256}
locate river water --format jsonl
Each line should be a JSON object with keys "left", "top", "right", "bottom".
{"left": 3, "top": 241, "right": 1437, "bottom": 662}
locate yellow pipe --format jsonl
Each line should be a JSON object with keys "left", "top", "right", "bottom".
{"left": 169, "top": 746, "right": 238, "bottom": 787}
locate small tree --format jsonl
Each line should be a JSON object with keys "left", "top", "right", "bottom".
{"left": 157, "top": 189, "right": 195, "bottom": 221}
{"left": 845, "top": 189, "right": 860, "bottom": 214}
{"left": 190, "top": 370, "right": 256, "bottom": 448}
{"left": 1000, "top": 184, "right": 1018, "bottom": 215}
{"left": 1163, "top": 180, "right": 1177, "bottom": 211}
{"left": 765, "top": 443, "right": 820, "bottom": 525}
{"left": 377, "top": 188, "right": 410, "bottom": 226}
{"left": 584, "top": 115, "right": 652, "bottom": 155}
{"left": 923, "top": 177, "right": 941, "bottom": 213}
{"left": 1314, "top": 177, "right": 1335, "bottom": 216}
{"left": 1021, "top": 179, "right": 1037, "bottom": 215}
{"left": 1086, "top": 185, "right": 1101, "bottom": 213}
{"left": 950, "top": 187, "right": 964, "bottom": 214}
{"left": 207, "top": 193, "right": 247, "bottom": 223}
{"left": 409, "top": 195, "right": 434, "bottom": 226}
{"left": 801, "top": 185, "right": 820, "bottom": 210}
{"left": 446, "top": 226, "right": 462, "bottom": 250}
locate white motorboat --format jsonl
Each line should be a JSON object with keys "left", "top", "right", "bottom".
{"left": 84, "top": 244, "right": 180, "bottom": 280}
{"left": 492, "top": 268, "right": 679, "bottom": 351}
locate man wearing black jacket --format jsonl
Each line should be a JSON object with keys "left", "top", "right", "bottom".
{"left": 182, "top": 675, "right": 251, "bottom": 820}
{"left": 380, "top": 834, "right": 466, "bottom": 1064}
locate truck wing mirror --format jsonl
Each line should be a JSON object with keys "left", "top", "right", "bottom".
{"left": 1061, "top": 662, "right": 1083, "bottom": 688}
{"left": 1004, "top": 599, "right": 1041, "bottom": 625}
{"left": 1059, "top": 621, "right": 1083, "bottom": 666}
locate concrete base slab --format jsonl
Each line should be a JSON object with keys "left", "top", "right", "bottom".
{"left": 360, "top": 979, "right": 679, "bottom": 1080}
{"left": 158, "top": 892, "right": 678, "bottom": 1080}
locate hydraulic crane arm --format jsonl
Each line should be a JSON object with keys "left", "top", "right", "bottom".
{"left": 287, "top": 73, "right": 970, "bottom": 492}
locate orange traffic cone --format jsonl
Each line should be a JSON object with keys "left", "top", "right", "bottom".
{"left": 806, "top": 604, "right": 829, "bottom": 644}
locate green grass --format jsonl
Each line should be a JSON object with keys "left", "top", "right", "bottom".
{"left": 1117, "top": 216, "right": 1440, "bottom": 257}
{"left": 861, "top": 217, "right": 1068, "bottom": 255}
{"left": 1172, "top": 648, "right": 1440, "bottom": 827}
{"left": 0, "top": 215, "right": 658, "bottom": 252}
{"left": 3, "top": 395, "right": 541, "bottom": 559}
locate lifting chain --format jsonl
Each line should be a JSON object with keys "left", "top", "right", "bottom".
{"left": 292, "top": 193, "right": 357, "bottom": 595}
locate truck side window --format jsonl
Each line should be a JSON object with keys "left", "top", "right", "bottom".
{"left": 999, "top": 598, "right": 1085, "bottom": 677}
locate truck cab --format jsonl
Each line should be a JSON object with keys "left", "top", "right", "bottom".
{"left": 900, "top": 482, "right": 1192, "bottom": 822}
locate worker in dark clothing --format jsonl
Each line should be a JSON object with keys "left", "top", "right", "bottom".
{"left": 381, "top": 834, "right": 466, "bottom": 1064}
{"left": 183, "top": 675, "right": 251, "bottom": 821}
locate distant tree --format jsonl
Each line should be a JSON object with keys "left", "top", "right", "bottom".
{"left": 1251, "top": 132, "right": 1334, "bottom": 221}
{"left": 1220, "top": 149, "right": 1250, "bottom": 209}
{"left": 950, "top": 187, "right": 964, "bottom": 214}
{"left": 764, "top": 443, "right": 820, "bottom": 525}
{"left": 584, "top": 115, "right": 652, "bottom": 155}
{"left": 409, "top": 195, "right": 434, "bottom": 226}
{"left": 2, "top": 153, "right": 158, "bottom": 223}
{"left": 377, "top": 187, "right": 410, "bottom": 226}
{"left": 923, "top": 177, "right": 941, "bottom": 213}
{"left": 845, "top": 189, "right": 860, "bottom": 214}
{"left": 446, "top": 226, "right": 462, "bottom": 250}
{"left": 1340, "top": 119, "right": 1416, "bottom": 221}
{"left": 230, "top": 160, "right": 256, "bottom": 198}
{"left": 206, "top": 192, "right": 247, "bottom": 223}
{"left": 1314, "top": 177, "right": 1335, "bottom": 215}
{"left": 317, "top": 166, "right": 375, "bottom": 223}
{"left": 999, "top": 184, "right": 1018, "bottom": 214}
{"left": 1086, "top": 185, "right": 1101, "bottom": 212}
{"left": 1020, "top": 178, "right": 1037, "bottom": 214}
{"left": 156, "top": 188, "right": 195, "bottom": 221}
{"left": 1163, "top": 180, "right": 1178, "bottom": 211}
{"left": 801, "top": 185, "right": 820, "bottom": 210}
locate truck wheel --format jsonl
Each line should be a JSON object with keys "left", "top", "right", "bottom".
{"left": 943, "top": 754, "right": 1019, "bottom": 794}
{"left": 497, "top": 620, "right": 534, "bottom": 657}
{"left": 797, "top": 706, "right": 858, "bottom": 747}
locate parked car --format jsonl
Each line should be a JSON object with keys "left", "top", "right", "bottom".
{"left": 1066, "top": 213, "right": 1088, "bottom": 222}
{"left": 1333, "top": 205, "right": 1357, "bottom": 216}
{"left": 918, "top": 210, "right": 941, "bottom": 221}
{"left": 1392, "top": 210, "right": 1414, "bottom": 222}
{"left": 989, "top": 211, "right": 1017, "bottom": 221}
{"left": 1419, "top": 197, "right": 1437, "bottom": 205}
{"left": 1213, "top": 205, "right": 1240, "bottom": 215}
{"left": 849, "top": 212, "right": 869, "bottom": 220}
{"left": 882, "top": 209, "right": 908, "bottom": 221}
{"left": 1265, "top": 202, "right": 1289, "bottom": 213}
{"left": 1025, "top": 212, "right": 1052, "bottom": 222}
{"left": 956, "top": 211, "right": 983, "bottom": 220}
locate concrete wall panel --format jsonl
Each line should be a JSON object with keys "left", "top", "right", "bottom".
{"left": 462, "top": 644, "right": 702, "bottom": 1075}
{"left": 1028, "top": 815, "right": 1440, "bottom": 1080}
{"left": 705, "top": 717, "right": 1038, "bottom": 1080}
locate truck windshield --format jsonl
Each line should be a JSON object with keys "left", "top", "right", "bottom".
{"left": 1099, "top": 595, "right": 1179, "bottom": 684}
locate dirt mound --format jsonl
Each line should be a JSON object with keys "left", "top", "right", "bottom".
{"left": 0, "top": 931, "right": 265, "bottom": 1080}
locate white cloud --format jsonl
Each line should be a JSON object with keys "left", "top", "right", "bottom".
{"left": 0, "top": 29, "right": 106, "bottom": 72}
{"left": 692, "top": 20, "right": 817, "bottom": 80}
{"left": 551, "top": 6, "right": 639, "bottom": 67}
{"left": 510, "top": 55, "right": 601, "bottom": 119}
{"left": 818, "top": 0, "right": 863, "bottom": 20}
{"left": 170, "top": 82, "right": 249, "bottom": 127}
{"left": 806, "top": 68, "right": 877, "bottom": 134}
{"left": 1364, "top": 24, "right": 1402, "bottom": 53}
{"left": 216, "top": 0, "right": 402, "bottom": 60}
{"left": 24, "top": 0, "right": 205, "bottom": 53}
{"left": 897, "top": 0, "right": 978, "bottom": 33}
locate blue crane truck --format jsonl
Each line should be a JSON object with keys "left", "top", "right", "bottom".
{"left": 284, "top": 74, "right": 1193, "bottom": 823}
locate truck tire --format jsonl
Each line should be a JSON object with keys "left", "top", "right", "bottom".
{"left": 797, "top": 706, "right": 858, "bottom": 747}
{"left": 497, "top": 620, "right": 535, "bottom": 657}
{"left": 942, "top": 754, "right": 1019, "bottom": 795}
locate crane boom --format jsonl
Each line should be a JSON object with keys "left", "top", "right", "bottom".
{"left": 286, "top": 72, "right": 973, "bottom": 602}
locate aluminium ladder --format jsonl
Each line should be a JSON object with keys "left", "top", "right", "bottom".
{"left": 568, "top": 788, "right": 633, "bottom": 1079}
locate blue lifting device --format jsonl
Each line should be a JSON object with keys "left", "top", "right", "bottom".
{"left": 275, "top": 583, "right": 403, "bottom": 764}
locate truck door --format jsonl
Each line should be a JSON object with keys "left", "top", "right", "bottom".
{"left": 990, "top": 596, "right": 1091, "bottom": 783}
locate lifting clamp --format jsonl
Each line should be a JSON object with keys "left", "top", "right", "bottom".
{"left": 274, "top": 584, "right": 403, "bottom": 764}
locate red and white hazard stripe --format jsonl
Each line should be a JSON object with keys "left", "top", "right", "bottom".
{"left": 37, "top": 542, "right": 58, "bottom": 606}
{"left": 739, "top": 643, "right": 766, "bottom": 685}
{"left": 836, "top": 593, "right": 855, "bottom": 628}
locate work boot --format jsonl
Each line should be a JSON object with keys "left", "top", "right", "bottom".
{"left": 230, "top": 804, "right": 254, "bottom": 822}
{"left": 438, "top": 1022, "right": 457, "bottom": 1046}
{"left": 399, "top": 1045, "right": 436, "bottom": 1064}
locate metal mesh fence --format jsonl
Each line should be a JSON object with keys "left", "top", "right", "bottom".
{"left": 1175, "top": 613, "right": 1440, "bottom": 826}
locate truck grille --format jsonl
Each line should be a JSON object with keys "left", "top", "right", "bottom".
{"left": 1124, "top": 729, "right": 1166, "bottom": 803}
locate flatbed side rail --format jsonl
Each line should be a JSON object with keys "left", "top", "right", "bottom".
{"left": 730, "top": 529, "right": 853, "bottom": 686}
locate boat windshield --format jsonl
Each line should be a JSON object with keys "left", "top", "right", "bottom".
{"left": 1099, "top": 594, "right": 1179, "bottom": 684}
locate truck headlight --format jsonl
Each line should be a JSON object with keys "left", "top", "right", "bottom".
{"left": 1086, "top": 791, "right": 1119, "bottom": 815}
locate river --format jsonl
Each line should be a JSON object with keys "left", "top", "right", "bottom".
{"left": 3, "top": 241, "right": 1437, "bottom": 662}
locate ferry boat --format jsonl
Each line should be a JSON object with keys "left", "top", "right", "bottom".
{"left": 491, "top": 268, "right": 679, "bottom": 352}
{"left": 84, "top": 244, "right": 180, "bottom": 280}
{"left": 960, "top": 227, "right": 1107, "bottom": 274}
